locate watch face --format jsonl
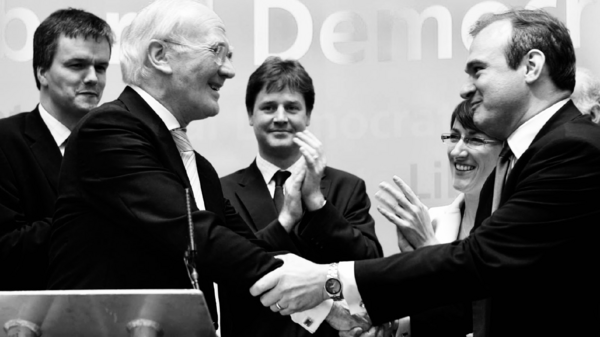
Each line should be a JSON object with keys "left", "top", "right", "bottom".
{"left": 325, "top": 278, "right": 341, "bottom": 295}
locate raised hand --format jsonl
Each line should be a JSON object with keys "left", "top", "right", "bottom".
{"left": 278, "top": 168, "right": 306, "bottom": 232}
{"left": 376, "top": 176, "right": 438, "bottom": 250}
{"left": 293, "top": 130, "right": 326, "bottom": 211}
{"left": 249, "top": 253, "right": 329, "bottom": 315}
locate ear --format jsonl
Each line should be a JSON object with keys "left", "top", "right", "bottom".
{"left": 523, "top": 49, "right": 545, "bottom": 84}
{"left": 37, "top": 67, "right": 49, "bottom": 87}
{"left": 147, "top": 40, "right": 173, "bottom": 75}
{"left": 305, "top": 111, "right": 311, "bottom": 127}
{"left": 591, "top": 106, "right": 600, "bottom": 124}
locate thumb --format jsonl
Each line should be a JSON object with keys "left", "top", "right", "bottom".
{"left": 249, "top": 268, "right": 280, "bottom": 297}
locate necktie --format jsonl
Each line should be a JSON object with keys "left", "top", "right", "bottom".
{"left": 472, "top": 142, "right": 513, "bottom": 336}
{"left": 491, "top": 143, "right": 514, "bottom": 212}
{"left": 272, "top": 170, "right": 291, "bottom": 213}
{"left": 171, "top": 128, "right": 204, "bottom": 210}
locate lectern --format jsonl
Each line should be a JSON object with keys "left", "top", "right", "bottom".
{"left": 0, "top": 289, "right": 216, "bottom": 337}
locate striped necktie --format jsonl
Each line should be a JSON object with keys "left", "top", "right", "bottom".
{"left": 170, "top": 128, "right": 204, "bottom": 210}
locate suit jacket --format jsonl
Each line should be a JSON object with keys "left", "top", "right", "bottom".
{"left": 46, "top": 87, "right": 283, "bottom": 334}
{"left": 0, "top": 107, "right": 60, "bottom": 290}
{"left": 220, "top": 160, "right": 382, "bottom": 336}
{"left": 352, "top": 101, "right": 600, "bottom": 336}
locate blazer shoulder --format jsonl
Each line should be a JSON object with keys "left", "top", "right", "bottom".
{"left": 0, "top": 111, "right": 29, "bottom": 141}
{"left": 220, "top": 166, "right": 250, "bottom": 186}
{"left": 325, "top": 166, "right": 364, "bottom": 183}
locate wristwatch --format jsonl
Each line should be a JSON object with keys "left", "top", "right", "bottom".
{"left": 324, "top": 262, "right": 343, "bottom": 301}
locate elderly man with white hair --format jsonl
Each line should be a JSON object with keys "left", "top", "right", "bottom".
{"left": 46, "top": 0, "right": 291, "bottom": 335}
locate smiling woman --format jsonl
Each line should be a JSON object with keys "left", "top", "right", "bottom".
{"left": 375, "top": 98, "right": 501, "bottom": 337}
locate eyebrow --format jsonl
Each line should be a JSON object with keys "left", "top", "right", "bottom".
{"left": 464, "top": 59, "right": 486, "bottom": 73}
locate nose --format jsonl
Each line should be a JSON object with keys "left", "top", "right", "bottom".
{"left": 219, "top": 57, "right": 235, "bottom": 79}
{"left": 273, "top": 105, "right": 287, "bottom": 123}
{"left": 450, "top": 138, "right": 469, "bottom": 158}
{"left": 460, "top": 81, "right": 475, "bottom": 100}
{"left": 83, "top": 66, "right": 98, "bottom": 84}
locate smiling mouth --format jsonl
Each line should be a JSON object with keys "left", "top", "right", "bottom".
{"left": 455, "top": 163, "right": 475, "bottom": 172}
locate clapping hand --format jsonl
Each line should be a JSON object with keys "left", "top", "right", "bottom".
{"left": 375, "top": 176, "right": 438, "bottom": 251}
{"left": 293, "top": 130, "right": 326, "bottom": 211}
{"left": 278, "top": 168, "right": 306, "bottom": 232}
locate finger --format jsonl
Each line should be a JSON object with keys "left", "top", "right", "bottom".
{"left": 378, "top": 182, "right": 411, "bottom": 210}
{"left": 376, "top": 203, "right": 408, "bottom": 229}
{"left": 249, "top": 270, "right": 280, "bottom": 297}
{"left": 295, "top": 130, "right": 322, "bottom": 151}
{"left": 286, "top": 168, "right": 306, "bottom": 191}
{"left": 392, "top": 176, "right": 421, "bottom": 206}
{"left": 339, "top": 327, "right": 363, "bottom": 337}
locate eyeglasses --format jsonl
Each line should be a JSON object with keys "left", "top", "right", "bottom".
{"left": 441, "top": 133, "right": 499, "bottom": 148}
{"left": 162, "top": 39, "right": 230, "bottom": 66}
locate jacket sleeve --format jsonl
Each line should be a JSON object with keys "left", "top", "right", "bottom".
{"left": 0, "top": 147, "right": 51, "bottom": 290}
{"left": 74, "top": 110, "right": 282, "bottom": 289}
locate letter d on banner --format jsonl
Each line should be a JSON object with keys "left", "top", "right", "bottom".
{"left": 0, "top": 0, "right": 39, "bottom": 61}
{"left": 254, "top": 0, "right": 312, "bottom": 64}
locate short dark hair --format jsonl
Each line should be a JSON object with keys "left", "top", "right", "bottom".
{"left": 33, "top": 8, "right": 114, "bottom": 89}
{"left": 470, "top": 9, "right": 576, "bottom": 92}
{"left": 450, "top": 99, "right": 486, "bottom": 135}
{"left": 245, "top": 56, "right": 315, "bottom": 115}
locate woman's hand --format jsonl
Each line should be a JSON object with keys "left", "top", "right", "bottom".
{"left": 376, "top": 175, "right": 438, "bottom": 251}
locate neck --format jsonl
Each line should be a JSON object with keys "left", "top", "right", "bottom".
{"left": 510, "top": 87, "right": 571, "bottom": 138}
{"left": 459, "top": 192, "right": 480, "bottom": 239}
{"left": 39, "top": 94, "right": 80, "bottom": 131}
{"left": 138, "top": 81, "right": 188, "bottom": 127}
{"left": 259, "top": 148, "right": 301, "bottom": 170}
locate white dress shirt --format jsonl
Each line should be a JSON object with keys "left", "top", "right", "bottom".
{"left": 339, "top": 98, "right": 571, "bottom": 316}
{"left": 38, "top": 103, "right": 70, "bottom": 156}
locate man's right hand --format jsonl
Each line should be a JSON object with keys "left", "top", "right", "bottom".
{"left": 278, "top": 168, "right": 306, "bottom": 232}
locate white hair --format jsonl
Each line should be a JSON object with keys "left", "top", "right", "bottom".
{"left": 120, "top": 0, "right": 214, "bottom": 85}
{"left": 572, "top": 67, "right": 600, "bottom": 123}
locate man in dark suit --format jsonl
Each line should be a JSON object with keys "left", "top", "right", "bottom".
{"left": 45, "top": 1, "right": 314, "bottom": 335}
{"left": 250, "top": 9, "right": 600, "bottom": 337}
{"left": 0, "top": 8, "right": 113, "bottom": 290}
{"left": 220, "top": 57, "right": 382, "bottom": 336}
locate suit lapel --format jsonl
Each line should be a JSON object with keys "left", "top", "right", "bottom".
{"left": 475, "top": 100, "right": 583, "bottom": 230}
{"left": 501, "top": 100, "right": 582, "bottom": 203}
{"left": 235, "top": 161, "right": 278, "bottom": 231}
{"left": 24, "top": 107, "right": 62, "bottom": 193}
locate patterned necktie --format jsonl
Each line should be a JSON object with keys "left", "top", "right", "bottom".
{"left": 491, "top": 143, "right": 514, "bottom": 212}
{"left": 272, "top": 170, "right": 291, "bottom": 213}
{"left": 171, "top": 128, "right": 204, "bottom": 210}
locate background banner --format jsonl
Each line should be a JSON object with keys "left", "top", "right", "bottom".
{"left": 2, "top": 0, "right": 599, "bottom": 255}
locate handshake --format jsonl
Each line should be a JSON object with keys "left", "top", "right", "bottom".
{"left": 326, "top": 301, "right": 398, "bottom": 337}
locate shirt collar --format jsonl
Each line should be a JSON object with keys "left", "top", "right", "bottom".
{"left": 507, "top": 98, "right": 569, "bottom": 160}
{"left": 255, "top": 154, "right": 305, "bottom": 185}
{"left": 38, "top": 103, "right": 70, "bottom": 149}
{"left": 130, "top": 85, "right": 181, "bottom": 131}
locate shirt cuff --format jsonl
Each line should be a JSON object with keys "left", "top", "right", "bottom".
{"left": 291, "top": 299, "right": 334, "bottom": 333}
{"left": 339, "top": 261, "right": 365, "bottom": 315}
